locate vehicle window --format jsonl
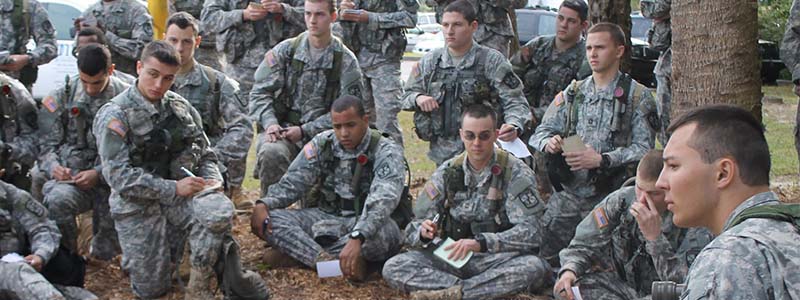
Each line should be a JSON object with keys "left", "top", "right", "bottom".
{"left": 631, "top": 17, "right": 652, "bottom": 41}
{"left": 516, "top": 12, "right": 539, "bottom": 42}
{"left": 538, "top": 14, "right": 556, "bottom": 36}
{"left": 418, "top": 13, "right": 436, "bottom": 26}
{"left": 41, "top": 3, "right": 82, "bottom": 40}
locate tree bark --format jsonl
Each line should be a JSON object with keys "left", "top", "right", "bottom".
{"left": 588, "top": 0, "right": 633, "bottom": 72}
{"left": 671, "top": 0, "right": 762, "bottom": 121}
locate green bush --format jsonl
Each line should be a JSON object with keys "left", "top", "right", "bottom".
{"left": 759, "top": 0, "right": 793, "bottom": 43}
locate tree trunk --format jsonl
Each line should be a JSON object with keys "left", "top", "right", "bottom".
{"left": 588, "top": 0, "right": 632, "bottom": 72}
{"left": 671, "top": 0, "right": 762, "bottom": 121}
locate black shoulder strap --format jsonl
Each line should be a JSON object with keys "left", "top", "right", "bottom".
{"left": 729, "top": 204, "right": 800, "bottom": 230}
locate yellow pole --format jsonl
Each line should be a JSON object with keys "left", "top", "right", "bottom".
{"left": 149, "top": 0, "right": 168, "bottom": 40}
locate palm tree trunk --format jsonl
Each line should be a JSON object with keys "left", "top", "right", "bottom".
{"left": 588, "top": 0, "right": 633, "bottom": 72}
{"left": 671, "top": 0, "right": 762, "bottom": 121}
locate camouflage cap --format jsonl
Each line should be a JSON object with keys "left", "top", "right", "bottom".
{"left": 560, "top": 0, "right": 589, "bottom": 21}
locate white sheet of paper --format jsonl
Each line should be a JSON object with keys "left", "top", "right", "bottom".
{"left": 496, "top": 138, "right": 532, "bottom": 158}
{"left": 316, "top": 260, "right": 343, "bottom": 278}
{"left": 1, "top": 253, "right": 25, "bottom": 263}
{"left": 571, "top": 286, "right": 584, "bottom": 300}
{"left": 433, "top": 237, "right": 473, "bottom": 269}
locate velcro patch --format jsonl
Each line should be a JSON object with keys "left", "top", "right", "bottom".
{"left": 593, "top": 207, "right": 609, "bottom": 229}
{"left": 516, "top": 190, "right": 540, "bottom": 209}
{"left": 25, "top": 199, "right": 46, "bottom": 217}
{"left": 265, "top": 51, "right": 277, "bottom": 68}
{"left": 43, "top": 96, "right": 58, "bottom": 113}
{"left": 502, "top": 71, "right": 521, "bottom": 89}
{"left": 303, "top": 142, "right": 317, "bottom": 160}
{"left": 554, "top": 92, "right": 564, "bottom": 107}
{"left": 107, "top": 118, "right": 127, "bottom": 138}
{"left": 375, "top": 163, "right": 392, "bottom": 179}
{"left": 424, "top": 182, "right": 439, "bottom": 200}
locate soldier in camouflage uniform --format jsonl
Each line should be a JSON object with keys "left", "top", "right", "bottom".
{"left": 382, "top": 105, "right": 549, "bottom": 300}
{"left": 529, "top": 23, "right": 657, "bottom": 266}
{"left": 165, "top": 12, "right": 254, "bottom": 209}
{"left": 655, "top": 105, "right": 800, "bottom": 300}
{"left": 0, "top": 180, "right": 97, "bottom": 300}
{"left": 38, "top": 45, "right": 127, "bottom": 261}
{"left": 250, "top": 96, "right": 404, "bottom": 281}
{"left": 403, "top": 1, "right": 530, "bottom": 166}
{"left": 781, "top": 0, "right": 800, "bottom": 173}
{"left": 553, "top": 150, "right": 712, "bottom": 300}
{"left": 79, "top": 0, "right": 154, "bottom": 76}
{"left": 426, "top": 0, "right": 526, "bottom": 57}
{"left": 250, "top": 0, "right": 364, "bottom": 196}
{"left": 94, "top": 41, "right": 267, "bottom": 299}
{"left": 0, "top": 0, "right": 56, "bottom": 89}
{"left": 335, "top": 0, "right": 418, "bottom": 145}
{"left": 72, "top": 27, "right": 137, "bottom": 84}
{"left": 169, "top": 0, "right": 226, "bottom": 71}
{"left": 202, "top": 0, "right": 307, "bottom": 103}
{"left": 0, "top": 72, "right": 41, "bottom": 191}
{"left": 640, "top": 0, "right": 671, "bottom": 145}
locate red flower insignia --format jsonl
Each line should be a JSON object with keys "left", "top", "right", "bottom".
{"left": 1, "top": 85, "right": 9, "bottom": 95}
{"left": 70, "top": 107, "right": 80, "bottom": 116}
{"left": 614, "top": 86, "right": 624, "bottom": 98}
{"left": 491, "top": 164, "right": 502, "bottom": 176}
{"left": 357, "top": 154, "right": 368, "bottom": 165}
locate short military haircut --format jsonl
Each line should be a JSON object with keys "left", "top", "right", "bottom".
{"left": 140, "top": 40, "right": 181, "bottom": 67}
{"left": 331, "top": 95, "right": 366, "bottom": 117}
{"left": 461, "top": 104, "right": 497, "bottom": 127}
{"left": 588, "top": 22, "right": 627, "bottom": 47}
{"left": 560, "top": 0, "right": 588, "bottom": 22}
{"left": 638, "top": 149, "right": 664, "bottom": 182}
{"left": 667, "top": 104, "right": 770, "bottom": 186}
{"left": 166, "top": 12, "right": 200, "bottom": 36}
{"left": 77, "top": 27, "right": 109, "bottom": 46}
{"left": 444, "top": 0, "right": 477, "bottom": 23}
{"left": 77, "top": 43, "right": 112, "bottom": 76}
{"left": 306, "top": 0, "right": 336, "bottom": 14}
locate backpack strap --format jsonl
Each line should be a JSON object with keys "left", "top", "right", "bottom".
{"left": 729, "top": 204, "right": 800, "bottom": 230}
{"left": 12, "top": 0, "right": 30, "bottom": 54}
{"left": 200, "top": 65, "right": 221, "bottom": 134}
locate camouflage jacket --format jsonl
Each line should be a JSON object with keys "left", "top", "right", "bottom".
{"left": 560, "top": 186, "right": 713, "bottom": 296}
{"left": 0, "top": 180, "right": 60, "bottom": 264}
{"left": 202, "top": 0, "right": 305, "bottom": 66}
{"left": 640, "top": 0, "right": 671, "bottom": 52}
{"left": 681, "top": 192, "right": 800, "bottom": 300}
{"left": 0, "top": 0, "right": 57, "bottom": 67}
{"left": 94, "top": 85, "right": 222, "bottom": 217}
{"left": 249, "top": 33, "right": 363, "bottom": 139}
{"left": 170, "top": 0, "right": 220, "bottom": 46}
{"left": 82, "top": 0, "right": 154, "bottom": 75}
{"left": 529, "top": 72, "right": 656, "bottom": 199}
{"left": 336, "top": 0, "right": 418, "bottom": 68}
{"left": 781, "top": 0, "right": 800, "bottom": 83}
{"left": 511, "top": 35, "right": 586, "bottom": 122}
{"left": 427, "top": 0, "right": 525, "bottom": 39}
{"left": 0, "top": 72, "right": 39, "bottom": 169}
{"left": 38, "top": 75, "right": 129, "bottom": 180}
{"left": 171, "top": 62, "right": 253, "bottom": 161}
{"left": 260, "top": 129, "right": 404, "bottom": 240}
{"left": 406, "top": 149, "right": 544, "bottom": 253}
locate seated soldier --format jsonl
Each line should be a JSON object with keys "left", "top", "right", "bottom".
{"left": 553, "top": 149, "right": 713, "bottom": 300}
{"left": 250, "top": 95, "right": 405, "bottom": 281}
{"left": 0, "top": 181, "right": 97, "bottom": 300}
{"left": 382, "top": 104, "right": 550, "bottom": 300}
{"left": 0, "top": 72, "right": 39, "bottom": 191}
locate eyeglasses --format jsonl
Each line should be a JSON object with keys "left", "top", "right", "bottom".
{"left": 462, "top": 131, "right": 493, "bottom": 141}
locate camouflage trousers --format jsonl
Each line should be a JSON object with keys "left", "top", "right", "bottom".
{"left": 0, "top": 262, "right": 98, "bottom": 300}
{"left": 382, "top": 250, "right": 551, "bottom": 300}
{"left": 566, "top": 271, "right": 645, "bottom": 300}
{"left": 654, "top": 49, "right": 672, "bottom": 146}
{"left": 224, "top": 63, "right": 256, "bottom": 104}
{"left": 476, "top": 28, "right": 512, "bottom": 58}
{"left": 29, "top": 164, "right": 46, "bottom": 201}
{"left": 254, "top": 136, "right": 301, "bottom": 196}
{"left": 195, "top": 45, "right": 225, "bottom": 73}
{"left": 363, "top": 62, "right": 404, "bottom": 146}
{"left": 42, "top": 181, "right": 118, "bottom": 260}
{"left": 539, "top": 191, "right": 604, "bottom": 267}
{"left": 428, "top": 135, "right": 465, "bottom": 166}
{"left": 112, "top": 192, "right": 233, "bottom": 299}
{"left": 214, "top": 140, "right": 251, "bottom": 189}
{"left": 264, "top": 207, "right": 403, "bottom": 268}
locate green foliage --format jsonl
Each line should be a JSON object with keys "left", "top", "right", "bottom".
{"left": 759, "top": 0, "right": 793, "bottom": 43}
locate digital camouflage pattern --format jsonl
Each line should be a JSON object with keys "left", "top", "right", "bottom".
{"left": 169, "top": 0, "right": 226, "bottom": 70}
{"left": 0, "top": 0, "right": 57, "bottom": 81}
{"left": 82, "top": 0, "right": 154, "bottom": 75}
{"left": 0, "top": 72, "right": 42, "bottom": 183}
{"left": 425, "top": 0, "right": 526, "bottom": 57}
{"left": 680, "top": 192, "right": 800, "bottom": 300}
{"left": 640, "top": 0, "right": 671, "bottom": 144}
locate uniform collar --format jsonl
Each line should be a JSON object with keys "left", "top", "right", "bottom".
{"left": 126, "top": 82, "right": 166, "bottom": 116}
{"left": 76, "top": 76, "right": 126, "bottom": 104}
{"left": 172, "top": 61, "right": 204, "bottom": 90}
{"left": 291, "top": 34, "right": 337, "bottom": 69}
{"left": 439, "top": 41, "right": 481, "bottom": 69}
{"left": 462, "top": 150, "right": 497, "bottom": 187}
{"left": 721, "top": 191, "right": 781, "bottom": 231}
{"left": 582, "top": 71, "right": 623, "bottom": 102}
{"left": 332, "top": 130, "right": 373, "bottom": 160}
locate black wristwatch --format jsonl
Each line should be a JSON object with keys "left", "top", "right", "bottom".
{"left": 350, "top": 231, "right": 365, "bottom": 243}
{"left": 600, "top": 154, "right": 611, "bottom": 168}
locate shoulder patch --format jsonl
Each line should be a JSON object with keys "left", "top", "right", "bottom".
{"left": 554, "top": 92, "right": 564, "bottom": 107}
{"left": 516, "top": 190, "right": 540, "bottom": 209}
{"left": 646, "top": 112, "right": 661, "bottom": 132}
{"left": 593, "top": 207, "right": 609, "bottom": 229}
{"left": 303, "top": 142, "right": 317, "bottom": 160}
{"left": 107, "top": 118, "right": 127, "bottom": 138}
{"left": 411, "top": 62, "right": 420, "bottom": 78}
{"left": 502, "top": 71, "right": 521, "bottom": 89}
{"left": 265, "top": 51, "right": 277, "bottom": 68}
{"left": 375, "top": 163, "right": 393, "bottom": 179}
{"left": 424, "top": 182, "right": 440, "bottom": 200}
{"left": 42, "top": 96, "right": 58, "bottom": 113}
{"left": 25, "top": 199, "right": 46, "bottom": 217}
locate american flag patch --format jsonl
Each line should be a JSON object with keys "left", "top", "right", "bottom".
{"left": 593, "top": 207, "right": 609, "bottom": 229}
{"left": 554, "top": 92, "right": 564, "bottom": 107}
{"left": 303, "top": 142, "right": 316, "bottom": 160}
{"left": 107, "top": 118, "right": 127, "bottom": 138}
{"left": 265, "top": 51, "right": 277, "bottom": 68}
{"left": 424, "top": 182, "right": 439, "bottom": 200}
{"left": 43, "top": 96, "right": 58, "bottom": 113}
